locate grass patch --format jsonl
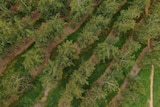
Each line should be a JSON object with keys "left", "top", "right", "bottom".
{"left": 0, "top": 45, "right": 36, "bottom": 106}
{"left": 71, "top": 31, "right": 129, "bottom": 107}
{"left": 45, "top": 78, "right": 67, "bottom": 107}
{"left": 0, "top": 43, "right": 35, "bottom": 79}
{"left": 154, "top": 66, "right": 160, "bottom": 107}
{"left": 71, "top": 64, "right": 109, "bottom": 106}
{"left": 103, "top": 45, "right": 145, "bottom": 106}
{"left": 115, "top": 33, "right": 128, "bottom": 47}
{"left": 128, "top": 68, "right": 150, "bottom": 107}
{"left": 104, "top": 68, "right": 150, "bottom": 107}
{"left": 66, "top": 26, "right": 83, "bottom": 43}
{"left": 88, "top": 61, "right": 110, "bottom": 85}
{"left": 10, "top": 29, "right": 83, "bottom": 107}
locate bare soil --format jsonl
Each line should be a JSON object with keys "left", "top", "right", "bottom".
{"left": 149, "top": 65, "right": 154, "bottom": 107}
{"left": 7, "top": 1, "right": 103, "bottom": 106}
{"left": 0, "top": 38, "right": 34, "bottom": 76}
{"left": 108, "top": 46, "right": 148, "bottom": 107}
{"left": 33, "top": 1, "right": 103, "bottom": 106}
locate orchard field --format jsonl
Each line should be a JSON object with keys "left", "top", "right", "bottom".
{"left": 0, "top": 0, "right": 160, "bottom": 107}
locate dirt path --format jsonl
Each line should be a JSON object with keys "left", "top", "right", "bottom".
{"left": 0, "top": 9, "right": 41, "bottom": 76}
{"left": 108, "top": 46, "right": 148, "bottom": 107}
{"left": 0, "top": 1, "right": 102, "bottom": 106}
{"left": 80, "top": 14, "right": 147, "bottom": 106}
{"left": 107, "top": 1, "right": 157, "bottom": 105}
{"left": 8, "top": 16, "right": 89, "bottom": 106}
{"left": 0, "top": 38, "right": 34, "bottom": 76}
{"left": 94, "top": 16, "right": 145, "bottom": 83}
{"left": 31, "top": 0, "right": 103, "bottom": 77}
{"left": 7, "top": 17, "right": 88, "bottom": 106}
{"left": 149, "top": 64, "right": 154, "bottom": 107}
{"left": 80, "top": 32, "right": 133, "bottom": 106}
{"left": 7, "top": 1, "right": 104, "bottom": 106}
{"left": 33, "top": 1, "right": 104, "bottom": 106}
{"left": 94, "top": 30, "right": 134, "bottom": 83}
{"left": 0, "top": 0, "right": 103, "bottom": 77}
{"left": 34, "top": 87, "right": 51, "bottom": 107}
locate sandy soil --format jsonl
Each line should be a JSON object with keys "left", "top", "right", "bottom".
{"left": 149, "top": 65, "right": 154, "bottom": 107}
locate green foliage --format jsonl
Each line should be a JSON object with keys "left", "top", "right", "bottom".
{"left": 1, "top": 0, "right": 160, "bottom": 107}
{"left": 114, "top": 0, "right": 146, "bottom": 35}
{"left": 10, "top": 79, "right": 42, "bottom": 107}
{"left": 18, "top": 0, "right": 37, "bottom": 15}
{"left": 40, "top": 60, "right": 61, "bottom": 88}
{"left": 22, "top": 46, "right": 44, "bottom": 70}
{"left": 70, "top": 0, "right": 93, "bottom": 22}
{"left": 81, "top": 38, "right": 142, "bottom": 107}
{"left": 0, "top": 2, "right": 15, "bottom": 19}
{"left": 114, "top": 40, "right": 141, "bottom": 69}
{"left": 153, "top": 66, "right": 160, "bottom": 107}
{"left": 0, "top": 71, "right": 32, "bottom": 107}
{"left": 96, "top": 0, "right": 120, "bottom": 18}
{"left": 40, "top": 40, "right": 79, "bottom": 89}
{"left": 0, "top": 21, "right": 12, "bottom": 55}
{"left": 59, "top": 36, "right": 117, "bottom": 107}
{"left": 77, "top": 15, "right": 110, "bottom": 49}
{"left": 37, "top": 0, "right": 66, "bottom": 19}
{"left": 35, "top": 15, "right": 65, "bottom": 47}
{"left": 56, "top": 40, "right": 79, "bottom": 67}
{"left": 81, "top": 75, "right": 119, "bottom": 107}
{"left": 0, "top": 15, "right": 35, "bottom": 57}
{"left": 58, "top": 61, "right": 96, "bottom": 107}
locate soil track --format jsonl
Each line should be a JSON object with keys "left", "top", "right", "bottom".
{"left": 149, "top": 64, "right": 154, "bottom": 107}
{"left": 31, "top": 0, "right": 103, "bottom": 76}
{"left": 106, "top": 1, "right": 158, "bottom": 105}
{"left": 94, "top": 17, "right": 145, "bottom": 84}
{"left": 108, "top": 46, "right": 148, "bottom": 107}
{"left": 7, "top": 0, "right": 103, "bottom": 106}
{"left": 33, "top": 1, "right": 103, "bottom": 106}
{"left": 80, "top": 9, "right": 148, "bottom": 105}
{"left": 0, "top": 38, "right": 34, "bottom": 76}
